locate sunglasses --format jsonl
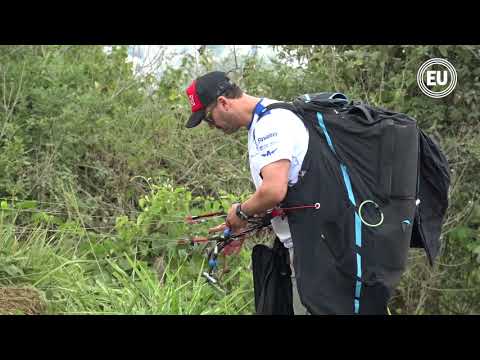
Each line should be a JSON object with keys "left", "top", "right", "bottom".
{"left": 204, "top": 102, "right": 218, "bottom": 125}
{"left": 202, "top": 82, "right": 233, "bottom": 125}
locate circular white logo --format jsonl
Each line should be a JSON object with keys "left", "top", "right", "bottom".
{"left": 417, "top": 58, "right": 457, "bottom": 98}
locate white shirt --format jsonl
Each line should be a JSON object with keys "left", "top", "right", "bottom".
{"left": 247, "top": 98, "right": 309, "bottom": 248}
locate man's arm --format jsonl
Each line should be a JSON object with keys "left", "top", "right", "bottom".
{"left": 225, "top": 159, "right": 290, "bottom": 233}
{"left": 242, "top": 159, "right": 290, "bottom": 215}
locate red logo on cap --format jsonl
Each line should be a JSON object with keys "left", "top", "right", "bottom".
{"left": 186, "top": 81, "right": 204, "bottom": 112}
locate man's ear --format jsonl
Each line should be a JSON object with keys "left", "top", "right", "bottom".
{"left": 217, "top": 96, "right": 229, "bottom": 110}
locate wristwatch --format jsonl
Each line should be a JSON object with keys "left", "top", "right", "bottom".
{"left": 235, "top": 203, "right": 250, "bottom": 221}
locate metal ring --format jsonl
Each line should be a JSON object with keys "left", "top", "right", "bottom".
{"left": 358, "top": 200, "right": 384, "bottom": 228}
{"left": 314, "top": 203, "right": 321, "bottom": 210}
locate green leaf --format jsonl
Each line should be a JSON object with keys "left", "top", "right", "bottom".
{"left": 3, "top": 264, "right": 24, "bottom": 277}
{"left": 449, "top": 226, "right": 473, "bottom": 242}
{"left": 16, "top": 200, "right": 38, "bottom": 209}
{"left": 118, "top": 258, "right": 131, "bottom": 271}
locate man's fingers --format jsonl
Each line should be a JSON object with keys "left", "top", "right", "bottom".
{"left": 223, "top": 238, "right": 246, "bottom": 256}
{"left": 208, "top": 223, "right": 227, "bottom": 234}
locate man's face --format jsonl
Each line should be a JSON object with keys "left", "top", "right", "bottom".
{"left": 204, "top": 97, "right": 240, "bottom": 134}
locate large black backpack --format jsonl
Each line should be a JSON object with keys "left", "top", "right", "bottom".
{"left": 256, "top": 93, "right": 450, "bottom": 314}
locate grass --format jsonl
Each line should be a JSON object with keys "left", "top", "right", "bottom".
{"left": 0, "top": 215, "right": 256, "bottom": 315}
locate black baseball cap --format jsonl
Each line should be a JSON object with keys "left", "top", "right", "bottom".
{"left": 185, "top": 71, "right": 235, "bottom": 128}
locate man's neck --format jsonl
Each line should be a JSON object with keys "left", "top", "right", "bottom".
{"left": 238, "top": 95, "right": 262, "bottom": 128}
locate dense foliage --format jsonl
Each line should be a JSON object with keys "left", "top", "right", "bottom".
{"left": 0, "top": 45, "right": 478, "bottom": 314}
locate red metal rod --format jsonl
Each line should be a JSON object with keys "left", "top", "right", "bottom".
{"left": 282, "top": 203, "right": 321, "bottom": 211}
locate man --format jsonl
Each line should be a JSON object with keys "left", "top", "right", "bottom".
{"left": 183, "top": 68, "right": 439, "bottom": 316}
{"left": 184, "top": 71, "right": 310, "bottom": 315}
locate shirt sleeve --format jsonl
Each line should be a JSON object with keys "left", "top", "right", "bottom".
{"left": 251, "top": 110, "right": 296, "bottom": 174}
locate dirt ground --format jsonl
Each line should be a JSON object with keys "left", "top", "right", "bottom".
{"left": 0, "top": 286, "right": 46, "bottom": 315}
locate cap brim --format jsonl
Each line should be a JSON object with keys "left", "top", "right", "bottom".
{"left": 186, "top": 110, "right": 206, "bottom": 128}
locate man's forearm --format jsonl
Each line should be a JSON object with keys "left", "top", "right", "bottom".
{"left": 240, "top": 183, "right": 286, "bottom": 217}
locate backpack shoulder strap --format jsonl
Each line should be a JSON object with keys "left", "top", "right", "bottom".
{"left": 260, "top": 93, "right": 350, "bottom": 119}
{"left": 263, "top": 102, "right": 299, "bottom": 113}
{"left": 260, "top": 102, "right": 303, "bottom": 119}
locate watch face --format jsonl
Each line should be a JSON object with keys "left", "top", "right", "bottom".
{"left": 236, "top": 205, "right": 248, "bottom": 220}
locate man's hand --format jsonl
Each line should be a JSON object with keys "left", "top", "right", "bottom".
{"left": 208, "top": 221, "right": 246, "bottom": 256}
{"left": 226, "top": 203, "right": 249, "bottom": 235}
{"left": 222, "top": 238, "right": 245, "bottom": 256}
{"left": 208, "top": 222, "right": 228, "bottom": 234}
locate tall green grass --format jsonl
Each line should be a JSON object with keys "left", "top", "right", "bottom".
{"left": 0, "top": 212, "right": 256, "bottom": 315}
